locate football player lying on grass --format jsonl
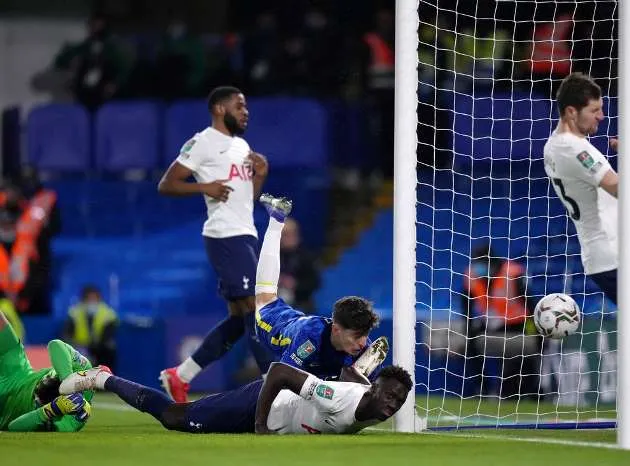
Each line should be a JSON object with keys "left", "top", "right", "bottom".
{"left": 60, "top": 351, "right": 411, "bottom": 435}
{"left": 0, "top": 312, "right": 98, "bottom": 431}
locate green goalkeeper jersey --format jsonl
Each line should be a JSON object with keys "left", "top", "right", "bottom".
{"left": 0, "top": 321, "right": 93, "bottom": 431}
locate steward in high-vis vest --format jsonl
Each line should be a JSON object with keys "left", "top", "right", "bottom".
{"left": 62, "top": 286, "right": 118, "bottom": 370}
{"left": 0, "top": 174, "right": 59, "bottom": 314}
{"left": 461, "top": 245, "right": 540, "bottom": 400}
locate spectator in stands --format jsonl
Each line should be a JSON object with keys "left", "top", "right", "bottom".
{"left": 154, "top": 15, "right": 207, "bottom": 100}
{"left": 278, "top": 218, "right": 321, "bottom": 314}
{"left": 0, "top": 183, "right": 39, "bottom": 314}
{"left": 62, "top": 285, "right": 118, "bottom": 370}
{"left": 49, "top": 13, "right": 132, "bottom": 110}
{"left": 13, "top": 166, "right": 60, "bottom": 315}
{"left": 362, "top": 8, "right": 395, "bottom": 179}
{"left": 461, "top": 243, "right": 541, "bottom": 400}
{"left": 521, "top": 12, "right": 573, "bottom": 97}
{"left": 242, "top": 12, "right": 283, "bottom": 95}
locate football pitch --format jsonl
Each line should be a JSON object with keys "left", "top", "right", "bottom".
{"left": 1, "top": 395, "right": 628, "bottom": 466}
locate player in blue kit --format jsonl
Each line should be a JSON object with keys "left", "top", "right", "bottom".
{"left": 255, "top": 194, "right": 385, "bottom": 382}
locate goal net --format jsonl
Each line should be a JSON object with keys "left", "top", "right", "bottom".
{"left": 411, "top": 0, "right": 618, "bottom": 430}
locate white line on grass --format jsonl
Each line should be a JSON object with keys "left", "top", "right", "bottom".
{"left": 427, "top": 431, "right": 619, "bottom": 450}
{"left": 95, "top": 402, "right": 135, "bottom": 412}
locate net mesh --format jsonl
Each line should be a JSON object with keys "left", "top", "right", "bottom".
{"left": 415, "top": 0, "right": 618, "bottom": 429}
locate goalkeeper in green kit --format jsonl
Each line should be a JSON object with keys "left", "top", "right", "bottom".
{"left": 0, "top": 312, "right": 105, "bottom": 431}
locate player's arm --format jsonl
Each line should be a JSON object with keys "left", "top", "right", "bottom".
{"left": 8, "top": 395, "right": 89, "bottom": 432}
{"left": 248, "top": 151, "right": 269, "bottom": 199}
{"left": 599, "top": 169, "right": 618, "bottom": 198}
{"left": 158, "top": 161, "right": 233, "bottom": 201}
{"left": 254, "top": 361, "right": 315, "bottom": 434}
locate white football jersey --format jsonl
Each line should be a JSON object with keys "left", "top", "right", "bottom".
{"left": 544, "top": 130, "right": 617, "bottom": 275}
{"left": 267, "top": 375, "right": 379, "bottom": 435}
{"left": 175, "top": 127, "right": 257, "bottom": 239}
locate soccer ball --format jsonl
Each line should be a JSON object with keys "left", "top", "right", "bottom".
{"left": 534, "top": 293, "right": 581, "bottom": 339}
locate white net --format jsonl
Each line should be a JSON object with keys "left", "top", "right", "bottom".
{"left": 415, "top": 0, "right": 618, "bottom": 429}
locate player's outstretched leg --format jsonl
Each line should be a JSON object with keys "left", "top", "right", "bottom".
{"left": 61, "top": 367, "right": 176, "bottom": 429}
{"left": 256, "top": 194, "right": 293, "bottom": 300}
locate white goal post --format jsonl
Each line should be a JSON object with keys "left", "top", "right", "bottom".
{"left": 393, "top": 0, "right": 627, "bottom": 447}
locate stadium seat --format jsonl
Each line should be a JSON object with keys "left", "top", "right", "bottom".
{"left": 246, "top": 98, "right": 328, "bottom": 168}
{"left": 95, "top": 101, "right": 161, "bottom": 171}
{"left": 27, "top": 103, "right": 91, "bottom": 171}
{"left": 164, "top": 100, "right": 209, "bottom": 166}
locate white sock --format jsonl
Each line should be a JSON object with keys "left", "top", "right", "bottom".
{"left": 95, "top": 370, "right": 112, "bottom": 390}
{"left": 176, "top": 357, "right": 202, "bottom": 383}
{"left": 255, "top": 217, "right": 284, "bottom": 295}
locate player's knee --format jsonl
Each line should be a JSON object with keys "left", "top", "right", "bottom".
{"left": 160, "top": 404, "right": 189, "bottom": 431}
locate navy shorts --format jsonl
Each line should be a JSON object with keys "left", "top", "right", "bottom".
{"left": 588, "top": 269, "right": 617, "bottom": 305}
{"left": 204, "top": 235, "right": 258, "bottom": 300}
{"left": 184, "top": 379, "right": 262, "bottom": 433}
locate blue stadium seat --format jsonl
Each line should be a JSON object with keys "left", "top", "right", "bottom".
{"left": 246, "top": 98, "right": 328, "bottom": 168}
{"left": 27, "top": 103, "right": 90, "bottom": 171}
{"left": 452, "top": 91, "right": 557, "bottom": 168}
{"left": 95, "top": 101, "right": 161, "bottom": 171}
{"left": 164, "top": 100, "right": 208, "bottom": 166}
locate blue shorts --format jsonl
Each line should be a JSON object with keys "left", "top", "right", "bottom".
{"left": 204, "top": 235, "right": 258, "bottom": 300}
{"left": 184, "top": 379, "right": 262, "bottom": 433}
{"left": 588, "top": 269, "right": 617, "bottom": 305}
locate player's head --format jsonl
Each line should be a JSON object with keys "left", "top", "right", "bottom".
{"left": 331, "top": 296, "right": 379, "bottom": 356}
{"left": 367, "top": 365, "right": 413, "bottom": 421}
{"left": 34, "top": 374, "right": 61, "bottom": 406}
{"left": 207, "top": 86, "right": 248, "bottom": 136}
{"left": 556, "top": 72, "right": 604, "bottom": 136}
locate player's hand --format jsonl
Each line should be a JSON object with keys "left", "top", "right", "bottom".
{"left": 74, "top": 400, "right": 92, "bottom": 423}
{"left": 248, "top": 151, "right": 269, "bottom": 178}
{"left": 254, "top": 422, "right": 278, "bottom": 435}
{"left": 45, "top": 393, "right": 86, "bottom": 419}
{"left": 201, "top": 180, "right": 233, "bottom": 202}
{"left": 610, "top": 138, "right": 619, "bottom": 152}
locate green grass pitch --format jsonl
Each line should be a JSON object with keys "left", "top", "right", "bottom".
{"left": 1, "top": 394, "right": 629, "bottom": 466}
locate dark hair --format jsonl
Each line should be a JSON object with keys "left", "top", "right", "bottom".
{"left": 332, "top": 296, "right": 379, "bottom": 335}
{"left": 34, "top": 374, "right": 61, "bottom": 405}
{"left": 207, "top": 86, "right": 243, "bottom": 113}
{"left": 556, "top": 72, "right": 601, "bottom": 115}
{"left": 378, "top": 365, "right": 413, "bottom": 392}
{"left": 81, "top": 285, "right": 101, "bottom": 300}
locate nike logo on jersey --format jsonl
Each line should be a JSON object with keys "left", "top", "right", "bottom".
{"left": 324, "top": 419, "right": 334, "bottom": 426}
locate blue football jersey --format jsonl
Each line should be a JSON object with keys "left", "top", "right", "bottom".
{"left": 255, "top": 298, "right": 356, "bottom": 379}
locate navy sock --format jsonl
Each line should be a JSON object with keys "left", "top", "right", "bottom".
{"left": 105, "top": 376, "right": 173, "bottom": 421}
{"left": 244, "top": 312, "right": 275, "bottom": 373}
{"left": 190, "top": 315, "right": 245, "bottom": 368}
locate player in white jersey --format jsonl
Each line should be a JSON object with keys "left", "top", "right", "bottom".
{"left": 544, "top": 73, "right": 619, "bottom": 303}
{"left": 59, "top": 361, "right": 412, "bottom": 435}
{"left": 157, "top": 86, "right": 274, "bottom": 402}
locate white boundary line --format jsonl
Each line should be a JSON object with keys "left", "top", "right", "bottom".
{"left": 434, "top": 431, "right": 619, "bottom": 450}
